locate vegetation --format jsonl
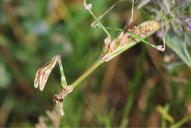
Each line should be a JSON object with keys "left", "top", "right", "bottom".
{"left": 0, "top": 0, "right": 191, "bottom": 127}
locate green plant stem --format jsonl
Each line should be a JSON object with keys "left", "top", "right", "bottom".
{"left": 170, "top": 115, "right": 191, "bottom": 128}
{"left": 157, "top": 106, "right": 174, "bottom": 124}
{"left": 71, "top": 60, "right": 104, "bottom": 88}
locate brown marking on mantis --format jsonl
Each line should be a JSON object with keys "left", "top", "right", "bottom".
{"left": 130, "top": 21, "right": 160, "bottom": 37}
{"left": 101, "top": 21, "right": 161, "bottom": 62}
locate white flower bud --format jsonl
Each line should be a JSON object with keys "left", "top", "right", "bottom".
{"left": 83, "top": 0, "right": 92, "bottom": 11}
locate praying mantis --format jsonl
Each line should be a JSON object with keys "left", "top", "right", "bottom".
{"left": 34, "top": 0, "right": 165, "bottom": 115}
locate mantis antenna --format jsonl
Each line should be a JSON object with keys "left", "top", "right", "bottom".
{"left": 161, "top": 9, "right": 166, "bottom": 51}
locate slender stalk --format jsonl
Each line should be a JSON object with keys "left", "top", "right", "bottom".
{"left": 71, "top": 60, "right": 104, "bottom": 88}
{"left": 88, "top": 9, "right": 111, "bottom": 38}
{"left": 170, "top": 115, "right": 191, "bottom": 128}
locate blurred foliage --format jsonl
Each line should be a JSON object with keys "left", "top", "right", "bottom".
{"left": 0, "top": 0, "right": 191, "bottom": 127}
{"left": 138, "top": 0, "right": 191, "bottom": 67}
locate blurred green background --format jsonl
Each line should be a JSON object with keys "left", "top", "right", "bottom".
{"left": 1, "top": 0, "right": 191, "bottom": 127}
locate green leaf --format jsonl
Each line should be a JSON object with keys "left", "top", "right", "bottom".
{"left": 165, "top": 31, "right": 191, "bottom": 67}
{"left": 0, "top": 63, "right": 11, "bottom": 88}
{"left": 138, "top": 0, "right": 151, "bottom": 9}
{"left": 0, "top": 35, "right": 6, "bottom": 46}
